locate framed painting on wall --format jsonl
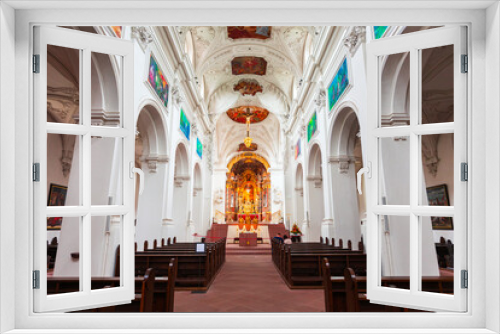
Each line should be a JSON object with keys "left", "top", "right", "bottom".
{"left": 196, "top": 138, "right": 203, "bottom": 159}
{"left": 426, "top": 184, "right": 453, "bottom": 230}
{"left": 295, "top": 138, "right": 301, "bottom": 159}
{"left": 148, "top": 54, "right": 169, "bottom": 108}
{"left": 307, "top": 112, "right": 317, "bottom": 142}
{"left": 47, "top": 183, "right": 68, "bottom": 230}
{"left": 180, "top": 109, "right": 190, "bottom": 140}
{"left": 328, "top": 57, "right": 349, "bottom": 111}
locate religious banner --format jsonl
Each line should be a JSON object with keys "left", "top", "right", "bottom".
{"left": 307, "top": 112, "right": 317, "bottom": 142}
{"left": 148, "top": 55, "right": 169, "bottom": 108}
{"left": 196, "top": 138, "right": 203, "bottom": 159}
{"left": 328, "top": 57, "right": 349, "bottom": 111}
{"left": 180, "top": 109, "right": 190, "bottom": 140}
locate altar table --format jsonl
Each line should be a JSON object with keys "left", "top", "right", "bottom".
{"left": 239, "top": 232, "right": 257, "bottom": 246}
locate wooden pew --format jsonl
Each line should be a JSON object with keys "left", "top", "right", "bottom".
{"left": 322, "top": 260, "right": 452, "bottom": 312}
{"left": 48, "top": 260, "right": 178, "bottom": 312}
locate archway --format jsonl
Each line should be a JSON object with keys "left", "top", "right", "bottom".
{"left": 225, "top": 153, "right": 271, "bottom": 223}
{"left": 134, "top": 102, "right": 169, "bottom": 249}
{"left": 191, "top": 163, "right": 204, "bottom": 240}
{"left": 306, "top": 143, "right": 324, "bottom": 242}
{"left": 172, "top": 143, "right": 190, "bottom": 241}
{"left": 294, "top": 163, "right": 305, "bottom": 229}
{"left": 329, "top": 106, "right": 363, "bottom": 244}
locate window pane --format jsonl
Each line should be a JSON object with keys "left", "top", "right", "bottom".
{"left": 379, "top": 215, "right": 410, "bottom": 290}
{"left": 91, "top": 137, "right": 123, "bottom": 206}
{"left": 91, "top": 215, "right": 122, "bottom": 290}
{"left": 380, "top": 52, "right": 410, "bottom": 127}
{"left": 47, "top": 45, "right": 81, "bottom": 124}
{"left": 47, "top": 134, "right": 81, "bottom": 206}
{"left": 420, "top": 216, "right": 454, "bottom": 294}
{"left": 421, "top": 45, "right": 454, "bottom": 124}
{"left": 91, "top": 52, "right": 122, "bottom": 127}
{"left": 379, "top": 136, "right": 410, "bottom": 205}
{"left": 47, "top": 217, "right": 81, "bottom": 294}
{"left": 421, "top": 134, "right": 454, "bottom": 206}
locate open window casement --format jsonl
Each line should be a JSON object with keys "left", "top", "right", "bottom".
{"left": 363, "top": 26, "right": 467, "bottom": 312}
{"left": 33, "top": 26, "right": 139, "bottom": 312}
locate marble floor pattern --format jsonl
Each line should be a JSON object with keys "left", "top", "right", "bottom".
{"left": 174, "top": 254, "right": 325, "bottom": 312}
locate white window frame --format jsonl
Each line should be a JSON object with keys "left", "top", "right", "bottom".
{"left": 33, "top": 26, "right": 136, "bottom": 312}
{"left": 365, "top": 26, "right": 467, "bottom": 312}
{"left": 1, "top": 2, "right": 498, "bottom": 333}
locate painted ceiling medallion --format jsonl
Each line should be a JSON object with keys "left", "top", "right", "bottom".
{"left": 233, "top": 79, "right": 263, "bottom": 96}
{"left": 226, "top": 106, "right": 270, "bottom": 124}
{"left": 231, "top": 57, "right": 267, "bottom": 76}
{"left": 227, "top": 26, "right": 272, "bottom": 40}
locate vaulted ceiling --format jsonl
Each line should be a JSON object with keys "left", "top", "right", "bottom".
{"left": 178, "top": 26, "right": 323, "bottom": 167}
{"left": 179, "top": 26, "right": 320, "bottom": 119}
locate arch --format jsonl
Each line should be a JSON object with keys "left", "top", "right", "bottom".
{"left": 136, "top": 100, "right": 169, "bottom": 165}
{"left": 184, "top": 30, "right": 195, "bottom": 68}
{"left": 294, "top": 163, "right": 305, "bottom": 229}
{"left": 171, "top": 142, "right": 191, "bottom": 242}
{"left": 306, "top": 143, "right": 324, "bottom": 242}
{"left": 329, "top": 105, "right": 363, "bottom": 244}
{"left": 380, "top": 51, "right": 410, "bottom": 126}
{"left": 227, "top": 153, "right": 270, "bottom": 171}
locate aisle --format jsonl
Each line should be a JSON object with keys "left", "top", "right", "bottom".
{"left": 174, "top": 254, "right": 324, "bottom": 312}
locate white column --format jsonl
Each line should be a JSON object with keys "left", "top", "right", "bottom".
{"left": 268, "top": 167, "right": 286, "bottom": 224}
{"left": 211, "top": 167, "right": 228, "bottom": 224}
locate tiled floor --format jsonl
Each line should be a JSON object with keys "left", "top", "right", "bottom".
{"left": 174, "top": 254, "right": 325, "bottom": 312}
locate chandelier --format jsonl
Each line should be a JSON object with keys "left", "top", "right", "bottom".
{"left": 244, "top": 107, "right": 253, "bottom": 148}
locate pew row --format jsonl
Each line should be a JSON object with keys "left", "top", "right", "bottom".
{"left": 119, "top": 239, "right": 226, "bottom": 291}
{"left": 322, "top": 259, "right": 453, "bottom": 312}
{"left": 47, "top": 258, "right": 178, "bottom": 312}
{"left": 271, "top": 239, "right": 366, "bottom": 288}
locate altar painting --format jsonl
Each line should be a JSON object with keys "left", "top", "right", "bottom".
{"left": 328, "top": 58, "right": 349, "bottom": 111}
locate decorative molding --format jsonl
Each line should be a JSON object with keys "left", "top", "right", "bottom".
{"left": 329, "top": 155, "right": 354, "bottom": 174}
{"left": 174, "top": 174, "right": 190, "bottom": 187}
{"left": 381, "top": 113, "right": 410, "bottom": 127}
{"left": 131, "top": 26, "right": 153, "bottom": 50}
{"left": 193, "top": 187, "right": 202, "bottom": 197}
{"left": 91, "top": 109, "right": 121, "bottom": 126}
{"left": 307, "top": 175, "right": 322, "bottom": 188}
{"left": 171, "top": 86, "right": 184, "bottom": 105}
{"left": 421, "top": 134, "right": 440, "bottom": 177}
{"left": 314, "top": 89, "right": 327, "bottom": 109}
{"left": 144, "top": 155, "right": 169, "bottom": 173}
{"left": 343, "top": 26, "right": 366, "bottom": 56}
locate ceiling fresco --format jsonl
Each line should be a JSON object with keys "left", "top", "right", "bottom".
{"left": 233, "top": 79, "right": 263, "bottom": 96}
{"left": 231, "top": 56, "right": 268, "bottom": 76}
{"left": 226, "top": 106, "right": 270, "bottom": 124}
{"left": 227, "top": 26, "right": 272, "bottom": 40}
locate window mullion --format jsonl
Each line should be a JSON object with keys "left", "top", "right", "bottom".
{"left": 409, "top": 47, "right": 420, "bottom": 294}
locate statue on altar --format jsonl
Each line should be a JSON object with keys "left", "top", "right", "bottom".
{"left": 243, "top": 200, "right": 254, "bottom": 214}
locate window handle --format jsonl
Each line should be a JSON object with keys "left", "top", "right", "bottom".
{"left": 129, "top": 162, "right": 145, "bottom": 195}
{"left": 356, "top": 162, "right": 371, "bottom": 195}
